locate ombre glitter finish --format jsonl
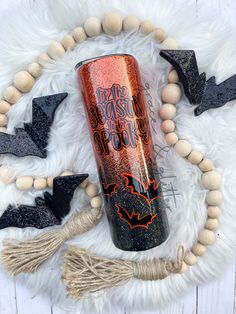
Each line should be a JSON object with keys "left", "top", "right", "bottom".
{"left": 77, "top": 54, "right": 169, "bottom": 251}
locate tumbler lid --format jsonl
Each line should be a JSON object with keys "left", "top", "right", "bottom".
{"left": 75, "top": 53, "right": 133, "bottom": 70}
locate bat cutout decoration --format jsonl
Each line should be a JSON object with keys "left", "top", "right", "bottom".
{"left": 0, "top": 174, "right": 88, "bottom": 229}
{"left": 102, "top": 183, "right": 118, "bottom": 196}
{"left": 122, "top": 173, "right": 162, "bottom": 204}
{"left": 160, "top": 50, "right": 236, "bottom": 115}
{"left": 0, "top": 93, "right": 68, "bottom": 158}
{"left": 116, "top": 204, "right": 157, "bottom": 230}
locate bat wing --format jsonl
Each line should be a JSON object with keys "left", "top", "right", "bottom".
{"left": 160, "top": 50, "right": 206, "bottom": 104}
{"left": 102, "top": 183, "right": 118, "bottom": 196}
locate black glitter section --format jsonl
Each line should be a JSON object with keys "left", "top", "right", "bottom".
{"left": 0, "top": 93, "right": 68, "bottom": 158}
{"left": 160, "top": 50, "right": 206, "bottom": 104}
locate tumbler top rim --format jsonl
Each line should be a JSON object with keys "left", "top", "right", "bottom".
{"left": 75, "top": 53, "right": 134, "bottom": 70}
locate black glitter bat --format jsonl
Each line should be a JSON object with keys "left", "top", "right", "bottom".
{"left": 122, "top": 173, "right": 162, "bottom": 204}
{"left": 0, "top": 93, "right": 68, "bottom": 158}
{"left": 116, "top": 204, "right": 157, "bottom": 229}
{"left": 0, "top": 174, "right": 88, "bottom": 229}
{"left": 102, "top": 183, "right": 118, "bottom": 196}
{"left": 160, "top": 50, "right": 236, "bottom": 115}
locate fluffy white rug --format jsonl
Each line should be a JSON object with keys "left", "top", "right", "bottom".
{"left": 0, "top": 0, "right": 236, "bottom": 313}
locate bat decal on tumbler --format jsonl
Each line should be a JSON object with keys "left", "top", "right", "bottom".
{"left": 116, "top": 204, "right": 157, "bottom": 229}
{"left": 122, "top": 173, "right": 162, "bottom": 204}
{"left": 102, "top": 183, "right": 118, "bottom": 196}
{"left": 160, "top": 50, "right": 236, "bottom": 115}
{"left": 0, "top": 93, "right": 68, "bottom": 158}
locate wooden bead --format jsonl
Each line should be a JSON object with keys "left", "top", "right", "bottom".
{"left": 205, "top": 218, "right": 219, "bottom": 231}
{"left": 4, "top": 86, "right": 22, "bottom": 104}
{"left": 161, "top": 120, "right": 175, "bottom": 133}
{"left": 86, "top": 183, "right": 98, "bottom": 197}
{"left": 168, "top": 70, "right": 179, "bottom": 83}
{"left": 184, "top": 251, "right": 197, "bottom": 266}
{"left": 165, "top": 132, "right": 178, "bottom": 145}
{"left": 90, "top": 195, "right": 103, "bottom": 208}
{"left": 33, "top": 178, "right": 47, "bottom": 190}
{"left": 47, "top": 176, "right": 54, "bottom": 188}
{"left": 0, "top": 166, "right": 15, "bottom": 184}
{"left": 191, "top": 243, "right": 206, "bottom": 256}
{"left": 174, "top": 140, "right": 192, "bottom": 157}
{"left": 187, "top": 150, "right": 203, "bottom": 165}
{"left": 72, "top": 27, "right": 87, "bottom": 42}
{"left": 16, "top": 176, "right": 33, "bottom": 190}
{"left": 84, "top": 17, "right": 102, "bottom": 37}
{"left": 202, "top": 170, "right": 222, "bottom": 190}
{"left": 123, "top": 15, "right": 140, "bottom": 32}
{"left": 179, "top": 261, "right": 188, "bottom": 273}
{"left": 154, "top": 28, "right": 167, "bottom": 42}
{"left": 38, "top": 53, "right": 51, "bottom": 65}
{"left": 80, "top": 177, "right": 89, "bottom": 189}
{"left": 162, "top": 83, "right": 181, "bottom": 104}
{"left": 13, "top": 71, "right": 35, "bottom": 93}
{"left": 0, "top": 114, "right": 8, "bottom": 127}
{"left": 61, "top": 34, "right": 76, "bottom": 50}
{"left": 159, "top": 104, "right": 176, "bottom": 120}
{"left": 206, "top": 190, "right": 223, "bottom": 206}
{"left": 48, "top": 41, "right": 65, "bottom": 60}
{"left": 140, "top": 20, "right": 154, "bottom": 35}
{"left": 0, "top": 100, "right": 10, "bottom": 114}
{"left": 60, "top": 170, "right": 74, "bottom": 177}
{"left": 199, "top": 158, "right": 213, "bottom": 172}
{"left": 28, "top": 63, "right": 42, "bottom": 78}
{"left": 198, "top": 229, "right": 215, "bottom": 245}
{"left": 207, "top": 206, "right": 220, "bottom": 218}
{"left": 0, "top": 127, "right": 7, "bottom": 133}
{"left": 162, "top": 37, "right": 178, "bottom": 49}
{"left": 102, "top": 12, "right": 123, "bottom": 36}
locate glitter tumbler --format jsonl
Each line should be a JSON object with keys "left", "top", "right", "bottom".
{"left": 76, "top": 54, "right": 169, "bottom": 251}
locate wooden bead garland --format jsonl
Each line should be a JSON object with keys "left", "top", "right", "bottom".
{"left": 102, "top": 12, "right": 123, "bottom": 36}
{"left": 123, "top": 15, "right": 140, "bottom": 32}
{"left": 84, "top": 17, "right": 102, "bottom": 37}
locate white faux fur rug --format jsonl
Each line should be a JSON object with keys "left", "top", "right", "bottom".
{"left": 0, "top": 0, "right": 236, "bottom": 313}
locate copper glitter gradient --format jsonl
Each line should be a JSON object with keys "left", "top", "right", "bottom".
{"left": 77, "top": 54, "right": 169, "bottom": 251}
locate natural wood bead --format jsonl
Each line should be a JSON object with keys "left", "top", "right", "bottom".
{"left": 90, "top": 195, "right": 103, "bottom": 208}
{"left": 187, "top": 150, "right": 203, "bottom": 165}
{"left": 201, "top": 170, "right": 222, "bottom": 190}
{"left": 80, "top": 177, "right": 89, "bottom": 189}
{"left": 206, "top": 190, "right": 223, "bottom": 206}
{"left": 0, "top": 127, "right": 7, "bottom": 133}
{"left": 123, "top": 15, "right": 140, "bottom": 32}
{"left": 191, "top": 243, "right": 206, "bottom": 256}
{"left": 60, "top": 170, "right": 74, "bottom": 177}
{"left": 48, "top": 41, "right": 65, "bottom": 60}
{"left": 154, "top": 28, "right": 167, "bottom": 42}
{"left": 184, "top": 251, "right": 197, "bottom": 266}
{"left": 174, "top": 140, "right": 192, "bottom": 157}
{"left": 168, "top": 70, "right": 179, "bottom": 83}
{"left": 162, "top": 83, "right": 181, "bottom": 104}
{"left": 198, "top": 158, "right": 213, "bottom": 172}
{"left": 162, "top": 37, "right": 178, "bottom": 49}
{"left": 140, "top": 20, "right": 154, "bottom": 35}
{"left": 4, "top": 86, "right": 22, "bottom": 104}
{"left": 34, "top": 178, "right": 47, "bottom": 190}
{"left": 161, "top": 120, "right": 175, "bottom": 133}
{"left": 84, "top": 17, "right": 102, "bottom": 37}
{"left": 38, "top": 52, "right": 51, "bottom": 65}
{"left": 86, "top": 183, "right": 98, "bottom": 197}
{"left": 198, "top": 229, "right": 215, "bottom": 245}
{"left": 72, "top": 27, "right": 87, "bottom": 42}
{"left": 61, "top": 34, "right": 76, "bottom": 50}
{"left": 179, "top": 261, "right": 188, "bottom": 273}
{"left": 0, "top": 100, "right": 10, "bottom": 114}
{"left": 0, "top": 166, "right": 15, "bottom": 184}
{"left": 205, "top": 218, "right": 219, "bottom": 231}
{"left": 47, "top": 176, "right": 54, "bottom": 188}
{"left": 159, "top": 104, "right": 176, "bottom": 120}
{"left": 165, "top": 132, "right": 178, "bottom": 145}
{"left": 16, "top": 176, "right": 33, "bottom": 190}
{"left": 102, "top": 12, "right": 123, "bottom": 36}
{"left": 13, "top": 71, "right": 35, "bottom": 93}
{"left": 28, "top": 63, "right": 42, "bottom": 78}
{"left": 0, "top": 114, "right": 8, "bottom": 127}
{"left": 207, "top": 206, "right": 220, "bottom": 218}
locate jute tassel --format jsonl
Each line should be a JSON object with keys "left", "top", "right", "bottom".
{"left": 62, "top": 245, "right": 184, "bottom": 299}
{"left": 1, "top": 207, "right": 103, "bottom": 276}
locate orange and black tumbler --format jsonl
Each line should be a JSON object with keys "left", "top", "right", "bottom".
{"left": 76, "top": 54, "right": 169, "bottom": 251}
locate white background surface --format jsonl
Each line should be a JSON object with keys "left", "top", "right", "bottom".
{"left": 0, "top": 0, "right": 236, "bottom": 313}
